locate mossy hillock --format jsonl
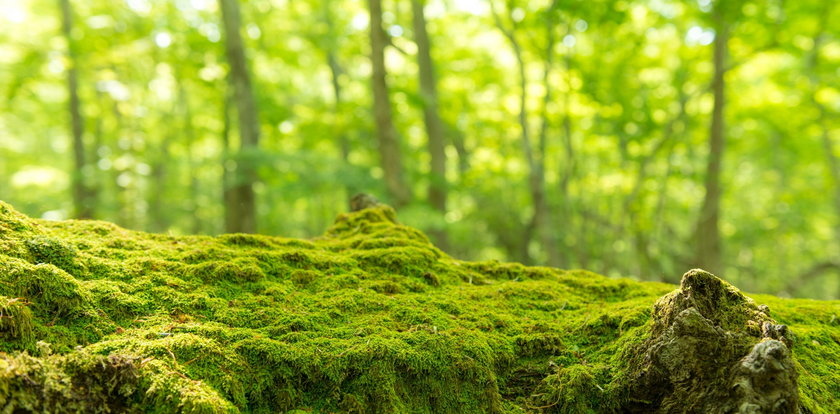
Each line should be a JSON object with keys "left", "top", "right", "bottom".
{"left": 0, "top": 200, "right": 837, "bottom": 413}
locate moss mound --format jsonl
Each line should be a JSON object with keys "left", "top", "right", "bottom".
{"left": 0, "top": 201, "right": 837, "bottom": 413}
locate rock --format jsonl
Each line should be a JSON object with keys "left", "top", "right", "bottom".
{"left": 350, "top": 193, "right": 381, "bottom": 212}
{"left": 732, "top": 339, "right": 799, "bottom": 413}
{"left": 625, "top": 269, "right": 799, "bottom": 413}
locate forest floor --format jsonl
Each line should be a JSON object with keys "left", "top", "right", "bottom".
{"left": 0, "top": 201, "right": 837, "bottom": 413}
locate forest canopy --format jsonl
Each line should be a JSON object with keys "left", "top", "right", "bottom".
{"left": 0, "top": 0, "right": 838, "bottom": 300}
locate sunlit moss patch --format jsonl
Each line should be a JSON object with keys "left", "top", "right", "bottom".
{"left": 0, "top": 201, "right": 836, "bottom": 413}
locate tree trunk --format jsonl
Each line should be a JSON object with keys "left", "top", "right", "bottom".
{"left": 219, "top": 0, "right": 260, "bottom": 233}
{"left": 174, "top": 74, "right": 203, "bottom": 234}
{"left": 222, "top": 83, "right": 235, "bottom": 233}
{"left": 558, "top": 33, "right": 576, "bottom": 269}
{"left": 322, "top": 1, "right": 355, "bottom": 210}
{"left": 535, "top": 4, "right": 560, "bottom": 267}
{"left": 807, "top": 17, "right": 840, "bottom": 297}
{"left": 450, "top": 125, "right": 469, "bottom": 176}
{"left": 149, "top": 134, "right": 171, "bottom": 232}
{"left": 368, "top": 0, "right": 410, "bottom": 207}
{"left": 59, "top": 0, "right": 94, "bottom": 219}
{"left": 491, "top": 1, "right": 549, "bottom": 264}
{"left": 326, "top": 53, "right": 357, "bottom": 210}
{"left": 809, "top": 34, "right": 840, "bottom": 248}
{"left": 693, "top": 9, "right": 729, "bottom": 275}
{"left": 411, "top": 0, "right": 449, "bottom": 251}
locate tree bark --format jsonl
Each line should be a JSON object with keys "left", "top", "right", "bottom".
{"left": 368, "top": 0, "right": 410, "bottom": 207}
{"left": 219, "top": 0, "right": 260, "bottom": 233}
{"left": 693, "top": 9, "right": 729, "bottom": 275}
{"left": 411, "top": 0, "right": 449, "bottom": 251}
{"left": 59, "top": 0, "right": 94, "bottom": 219}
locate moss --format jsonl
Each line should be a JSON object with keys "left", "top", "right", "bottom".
{"left": 0, "top": 296, "right": 34, "bottom": 343}
{"left": 0, "top": 201, "right": 835, "bottom": 413}
{"left": 0, "top": 257, "right": 91, "bottom": 316}
{"left": 25, "top": 235, "right": 80, "bottom": 274}
{"left": 0, "top": 351, "right": 142, "bottom": 413}
{"left": 190, "top": 258, "right": 265, "bottom": 283}
{"left": 530, "top": 364, "right": 612, "bottom": 413}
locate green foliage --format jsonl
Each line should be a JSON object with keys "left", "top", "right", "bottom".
{"left": 0, "top": 0, "right": 837, "bottom": 300}
{"left": 0, "top": 202, "right": 836, "bottom": 412}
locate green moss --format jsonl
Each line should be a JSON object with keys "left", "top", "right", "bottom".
{"left": 25, "top": 235, "right": 80, "bottom": 274}
{"left": 0, "top": 351, "right": 143, "bottom": 413}
{"left": 190, "top": 258, "right": 265, "bottom": 283}
{"left": 530, "top": 364, "right": 612, "bottom": 413}
{"left": 0, "top": 201, "right": 836, "bottom": 412}
{"left": 0, "top": 257, "right": 91, "bottom": 316}
{"left": 0, "top": 296, "right": 34, "bottom": 343}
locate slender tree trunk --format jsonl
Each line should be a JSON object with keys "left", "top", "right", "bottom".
{"left": 106, "top": 92, "right": 133, "bottom": 228}
{"left": 411, "top": 0, "right": 449, "bottom": 251}
{"left": 60, "top": 0, "right": 94, "bottom": 219}
{"left": 491, "top": 1, "right": 548, "bottom": 264}
{"left": 180, "top": 84, "right": 202, "bottom": 235}
{"left": 221, "top": 83, "right": 235, "bottom": 233}
{"left": 559, "top": 35, "right": 576, "bottom": 268}
{"left": 149, "top": 134, "right": 171, "bottom": 232}
{"left": 219, "top": 0, "right": 260, "bottom": 233}
{"left": 625, "top": 88, "right": 688, "bottom": 278}
{"left": 322, "top": 1, "right": 355, "bottom": 209}
{"left": 368, "top": 0, "right": 410, "bottom": 207}
{"left": 326, "top": 53, "right": 357, "bottom": 210}
{"left": 693, "top": 10, "right": 729, "bottom": 275}
{"left": 450, "top": 125, "right": 470, "bottom": 176}
{"left": 807, "top": 21, "right": 840, "bottom": 297}
{"left": 809, "top": 34, "right": 840, "bottom": 248}
{"left": 535, "top": 4, "right": 560, "bottom": 266}
{"left": 148, "top": 53, "right": 172, "bottom": 233}
{"left": 172, "top": 66, "right": 203, "bottom": 234}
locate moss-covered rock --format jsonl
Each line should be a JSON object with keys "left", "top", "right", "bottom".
{"left": 0, "top": 201, "right": 836, "bottom": 413}
{"left": 622, "top": 269, "right": 799, "bottom": 412}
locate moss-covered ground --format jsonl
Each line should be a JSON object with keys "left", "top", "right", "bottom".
{"left": 0, "top": 201, "right": 837, "bottom": 413}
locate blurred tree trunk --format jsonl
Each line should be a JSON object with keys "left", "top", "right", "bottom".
{"left": 368, "top": 0, "right": 410, "bottom": 207}
{"left": 174, "top": 75, "right": 203, "bottom": 234}
{"left": 322, "top": 1, "right": 355, "bottom": 209}
{"left": 812, "top": 37, "right": 840, "bottom": 245}
{"left": 219, "top": 0, "right": 260, "bottom": 233}
{"left": 327, "top": 54, "right": 353, "bottom": 205}
{"left": 222, "top": 83, "right": 235, "bottom": 233}
{"left": 626, "top": 80, "right": 688, "bottom": 278}
{"left": 807, "top": 15, "right": 840, "bottom": 297}
{"left": 60, "top": 0, "right": 95, "bottom": 219}
{"left": 535, "top": 3, "right": 560, "bottom": 266}
{"left": 149, "top": 133, "right": 171, "bottom": 232}
{"left": 693, "top": 9, "right": 729, "bottom": 275}
{"left": 558, "top": 29, "right": 576, "bottom": 269}
{"left": 149, "top": 56, "right": 173, "bottom": 233}
{"left": 411, "top": 0, "right": 449, "bottom": 251}
{"left": 450, "top": 125, "right": 469, "bottom": 176}
{"left": 491, "top": 1, "right": 552, "bottom": 264}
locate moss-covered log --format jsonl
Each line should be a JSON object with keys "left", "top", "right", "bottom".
{"left": 0, "top": 201, "right": 837, "bottom": 413}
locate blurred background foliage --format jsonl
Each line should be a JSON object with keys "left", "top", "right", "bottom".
{"left": 0, "top": 0, "right": 838, "bottom": 299}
